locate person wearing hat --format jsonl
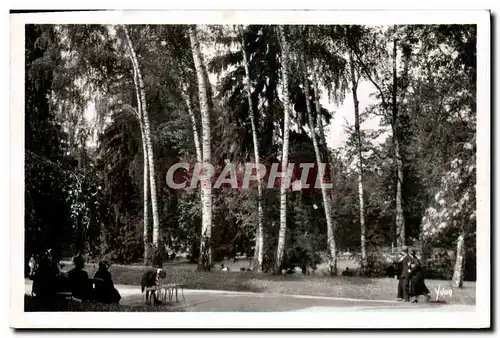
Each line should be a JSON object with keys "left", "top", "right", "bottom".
{"left": 94, "top": 261, "right": 121, "bottom": 304}
{"left": 396, "top": 246, "right": 412, "bottom": 302}
{"left": 68, "top": 254, "right": 93, "bottom": 301}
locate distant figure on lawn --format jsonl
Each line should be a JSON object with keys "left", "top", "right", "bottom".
{"left": 342, "top": 267, "right": 354, "bottom": 276}
{"left": 141, "top": 268, "right": 167, "bottom": 305}
{"left": 221, "top": 264, "right": 229, "bottom": 272}
{"left": 94, "top": 262, "right": 121, "bottom": 304}
{"left": 68, "top": 254, "right": 93, "bottom": 301}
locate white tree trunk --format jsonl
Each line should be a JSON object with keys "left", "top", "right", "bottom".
{"left": 239, "top": 26, "right": 264, "bottom": 272}
{"left": 189, "top": 25, "right": 213, "bottom": 271}
{"left": 302, "top": 56, "right": 336, "bottom": 274}
{"left": 123, "top": 26, "right": 150, "bottom": 264}
{"left": 274, "top": 26, "right": 291, "bottom": 274}
{"left": 136, "top": 76, "right": 150, "bottom": 265}
{"left": 313, "top": 78, "right": 337, "bottom": 274}
{"left": 123, "top": 25, "right": 161, "bottom": 250}
{"left": 350, "top": 53, "right": 367, "bottom": 268}
{"left": 452, "top": 227, "right": 466, "bottom": 288}
{"left": 181, "top": 83, "right": 202, "bottom": 163}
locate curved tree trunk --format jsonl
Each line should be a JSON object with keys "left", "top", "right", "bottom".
{"left": 313, "top": 77, "right": 337, "bottom": 274}
{"left": 349, "top": 52, "right": 367, "bottom": 269}
{"left": 123, "top": 26, "right": 161, "bottom": 252}
{"left": 239, "top": 26, "right": 264, "bottom": 272}
{"left": 134, "top": 70, "right": 151, "bottom": 266}
{"left": 274, "top": 25, "right": 291, "bottom": 274}
{"left": 302, "top": 55, "right": 336, "bottom": 275}
{"left": 123, "top": 25, "right": 160, "bottom": 249}
{"left": 392, "top": 38, "right": 405, "bottom": 247}
{"left": 189, "top": 25, "right": 213, "bottom": 272}
{"left": 141, "top": 129, "right": 150, "bottom": 264}
{"left": 123, "top": 27, "right": 151, "bottom": 265}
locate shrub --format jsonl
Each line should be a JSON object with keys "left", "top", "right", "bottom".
{"left": 424, "top": 250, "right": 454, "bottom": 280}
{"left": 359, "top": 253, "right": 389, "bottom": 277}
{"left": 280, "top": 246, "right": 322, "bottom": 275}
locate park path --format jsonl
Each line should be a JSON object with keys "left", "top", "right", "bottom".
{"left": 24, "top": 279, "right": 473, "bottom": 312}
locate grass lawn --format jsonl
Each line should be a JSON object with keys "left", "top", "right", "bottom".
{"left": 60, "top": 258, "right": 475, "bottom": 306}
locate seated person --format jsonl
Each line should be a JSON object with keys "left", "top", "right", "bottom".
{"left": 94, "top": 262, "right": 121, "bottom": 304}
{"left": 141, "top": 268, "right": 167, "bottom": 305}
{"left": 342, "top": 267, "right": 353, "bottom": 276}
{"left": 67, "top": 254, "right": 93, "bottom": 301}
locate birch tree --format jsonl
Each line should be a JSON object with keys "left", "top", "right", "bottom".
{"left": 301, "top": 45, "right": 337, "bottom": 275}
{"left": 349, "top": 51, "right": 367, "bottom": 268}
{"left": 274, "top": 25, "right": 291, "bottom": 274}
{"left": 189, "top": 25, "right": 213, "bottom": 271}
{"left": 123, "top": 25, "right": 161, "bottom": 251}
{"left": 238, "top": 25, "right": 264, "bottom": 272}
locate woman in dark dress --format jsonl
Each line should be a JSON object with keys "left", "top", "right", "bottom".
{"left": 94, "top": 262, "right": 121, "bottom": 304}
{"left": 409, "top": 250, "right": 431, "bottom": 302}
{"left": 67, "top": 254, "right": 93, "bottom": 301}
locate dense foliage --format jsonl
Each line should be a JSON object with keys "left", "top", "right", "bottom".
{"left": 25, "top": 24, "right": 477, "bottom": 282}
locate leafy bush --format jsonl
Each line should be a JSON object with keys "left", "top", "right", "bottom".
{"left": 359, "top": 253, "right": 390, "bottom": 277}
{"left": 103, "top": 220, "right": 144, "bottom": 264}
{"left": 424, "top": 250, "right": 454, "bottom": 280}
{"left": 280, "top": 246, "right": 322, "bottom": 274}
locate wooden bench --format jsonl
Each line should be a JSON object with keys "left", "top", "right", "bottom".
{"left": 142, "top": 284, "right": 185, "bottom": 304}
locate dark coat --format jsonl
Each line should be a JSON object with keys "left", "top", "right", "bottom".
{"left": 94, "top": 268, "right": 121, "bottom": 304}
{"left": 68, "top": 268, "right": 93, "bottom": 300}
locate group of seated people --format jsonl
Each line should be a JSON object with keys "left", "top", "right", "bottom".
{"left": 31, "top": 250, "right": 121, "bottom": 305}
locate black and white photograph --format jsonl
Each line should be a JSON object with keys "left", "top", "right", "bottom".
{"left": 9, "top": 9, "right": 490, "bottom": 329}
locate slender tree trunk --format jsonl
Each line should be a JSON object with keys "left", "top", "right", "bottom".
{"left": 123, "top": 25, "right": 160, "bottom": 249}
{"left": 181, "top": 83, "right": 202, "bottom": 163}
{"left": 274, "top": 26, "right": 291, "bottom": 274}
{"left": 100, "top": 221, "right": 107, "bottom": 257}
{"left": 181, "top": 81, "right": 204, "bottom": 269}
{"left": 239, "top": 26, "right": 264, "bottom": 272}
{"left": 313, "top": 77, "right": 337, "bottom": 274}
{"left": 129, "top": 54, "right": 151, "bottom": 266}
{"left": 134, "top": 71, "right": 150, "bottom": 266}
{"left": 189, "top": 25, "right": 213, "bottom": 272}
{"left": 302, "top": 56, "right": 337, "bottom": 275}
{"left": 123, "top": 26, "right": 161, "bottom": 253}
{"left": 349, "top": 52, "right": 367, "bottom": 269}
{"left": 392, "top": 38, "right": 405, "bottom": 247}
{"left": 142, "top": 141, "right": 150, "bottom": 264}
{"left": 452, "top": 221, "right": 466, "bottom": 288}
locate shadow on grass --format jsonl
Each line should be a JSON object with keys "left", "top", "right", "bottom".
{"left": 24, "top": 295, "right": 183, "bottom": 312}
{"left": 426, "top": 299, "right": 448, "bottom": 304}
